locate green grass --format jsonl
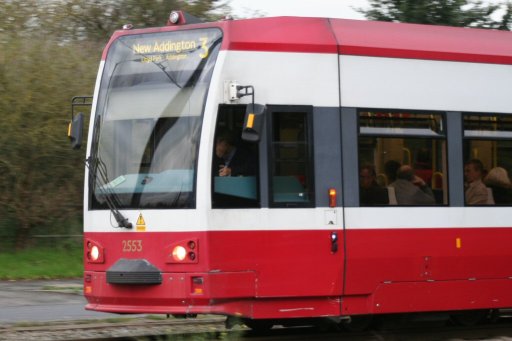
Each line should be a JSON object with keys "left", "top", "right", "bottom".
{"left": 0, "top": 247, "right": 82, "bottom": 280}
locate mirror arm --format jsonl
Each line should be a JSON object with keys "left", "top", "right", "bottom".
{"left": 68, "top": 96, "right": 92, "bottom": 150}
{"left": 236, "top": 85, "right": 255, "bottom": 106}
{"left": 71, "top": 96, "right": 93, "bottom": 121}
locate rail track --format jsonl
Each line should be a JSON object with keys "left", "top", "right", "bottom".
{"left": 3, "top": 314, "right": 512, "bottom": 341}
{"left": 0, "top": 316, "right": 231, "bottom": 341}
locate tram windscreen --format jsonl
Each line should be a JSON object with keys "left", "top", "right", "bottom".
{"left": 90, "top": 28, "right": 222, "bottom": 209}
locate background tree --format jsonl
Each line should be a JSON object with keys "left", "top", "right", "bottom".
{"left": 0, "top": 36, "right": 99, "bottom": 249}
{"left": 53, "top": 0, "right": 230, "bottom": 43}
{"left": 359, "top": 0, "right": 511, "bottom": 30}
{"left": 0, "top": 0, "right": 227, "bottom": 249}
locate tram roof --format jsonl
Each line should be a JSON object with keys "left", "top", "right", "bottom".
{"left": 223, "top": 17, "right": 512, "bottom": 64}
{"left": 105, "top": 16, "right": 512, "bottom": 65}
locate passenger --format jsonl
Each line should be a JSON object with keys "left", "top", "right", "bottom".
{"left": 390, "top": 165, "right": 435, "bottom": 205}
{"left": 414, "top": 148, "right": 433, "bottom": 186}
{"left": 464, "top": 159, "right": 488, "bottom": 205}
{"left": 213, "top": 131, "right": 256, "bottom": 177}
{"left": 359, "top": 164, "right": 389, "bottom": 205}
{"left": 384, "top": 160, "right": 401, "bottom": 185}
{"left": 484, "top": 167, "right": 512, "bottom": 205}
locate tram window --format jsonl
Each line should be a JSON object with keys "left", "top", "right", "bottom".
{"left": 212, "top": 105, "right": 259, "bottom": 208}
{"left": 269, "top": 109, "right": 314, "bottom": 207}
{"left": 358, "top": 110, "right": 448, "bottom": 206}
{"left": 464, "top": 114, "right": 512, "bottom": 206}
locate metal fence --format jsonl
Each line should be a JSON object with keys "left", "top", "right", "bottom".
{"left": 0, "top": 234, "right": 83, "bottom": 252}
{"left": 32, "top": 234, "right": 83, "bottom": 248}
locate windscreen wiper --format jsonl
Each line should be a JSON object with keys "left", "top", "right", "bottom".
{"left": 118, "top": 39, "right": 183, "bottom": 89}
{"left": 87, "top": 116, "right": 132, "bottom": 229}
{"left": 153, "top": 60, "right": 182, "bottom": 89}
{"left": 87, "top": 157, "right": 132, "bottom": 229}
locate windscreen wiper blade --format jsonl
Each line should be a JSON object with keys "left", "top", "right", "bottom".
{"left": 118, "top": 39, "right": 183, "bottom": 89}
{"left": 87, "top": 116, "right": 132, "bottom": 229}
{"left": 86, "top": 156, "right": 132, "bottom": 229}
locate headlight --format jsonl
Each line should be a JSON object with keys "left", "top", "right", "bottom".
{"left": 166, "top": 239, "right": 199, "bottom": 264}
{"left": 85, "top": 239, "right": 105, "bottom": 264}
{"left": 90, "top": 246, "right": 100, "bottom": 261}
{"left": 172, "top": 245, "right": 187, "bottom": 262}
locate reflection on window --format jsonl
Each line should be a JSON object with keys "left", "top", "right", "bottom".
{"left": 358, "top": 110, "right": 447, "bottom": 206}
{"left": 464, "top": 114, "right": 512, "bottom": 139}
{"left": 464, "top": 114, "right": 512, "bottom": 206}
{"left": 270, "top": 110, "right": 314, "bottom": 207}
{"left": 92, "top": 116, "right": 200, "bottom": 209}
{"left": 359, "top": 111, "right": 444, "bottom": 136}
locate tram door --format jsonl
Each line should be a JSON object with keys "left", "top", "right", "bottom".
{"left": 212, "top": 104, "right": 344, "bottom": 302}
{"left": 265, "top": 105, "right": 344, "bottom": 300}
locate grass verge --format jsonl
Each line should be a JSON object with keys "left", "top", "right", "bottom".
{"left": 0, "top": 247, "right": 82, "bottom": 280}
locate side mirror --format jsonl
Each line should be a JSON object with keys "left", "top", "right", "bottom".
{"left": 68, "top": 112, "right": 84, "bottom": 150}
{"left": 242, "top": 104, "right": 266, "bottom": 142}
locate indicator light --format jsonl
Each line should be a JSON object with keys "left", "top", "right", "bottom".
{"left": 329, "top": 188, "right": 337, "bottom": 208}
{"left": 192, "top": 277, "right": 204, "bottom": 295}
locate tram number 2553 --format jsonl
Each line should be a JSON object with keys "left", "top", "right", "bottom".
{"left": 122, "top": 240, "right": 142, "bottom": 252}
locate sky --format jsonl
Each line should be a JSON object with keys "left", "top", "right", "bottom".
{"left": 229, "top": 0, "right": 369, "bottom": 20}
{"left": 228, "top": 0, "right": 508, "bottom": 21}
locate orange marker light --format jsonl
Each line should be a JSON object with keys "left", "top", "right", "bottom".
{"left": 329, "top": 188, "right": 337, "bottom": 208}
{"left": 246, "top": 113, "right": 255, "bottom": 129}
{"left": 192, "top": 277, "right": 204, "bottom": 295}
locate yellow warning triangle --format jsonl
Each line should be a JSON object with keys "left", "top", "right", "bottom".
{"left": 136, "top": 213, "right": 146, "bottom": 232}
{"left": 136, "top": 214, "right": 146, "bottom": 226}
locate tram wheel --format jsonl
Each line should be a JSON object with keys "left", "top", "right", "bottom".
{"left": 450, "top": 309, "right": 489, "bottom": 326}
{"left": 243, "top": 318, "right": 274, "bottom": 331}
{"left": 341, "top": 315, "right": 373, "bottom": 332}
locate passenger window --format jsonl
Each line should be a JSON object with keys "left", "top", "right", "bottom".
{"left": 212, "top": 105, "right": 259, "bottom": 208}
{"left": 270, "top": 108, "right": 314, "bottom": 207}
{"left": 358, "top": 110, "right": 448, "bottom": 206}
{"left": 464, "top": 114, "right": 512, "bottom": 206}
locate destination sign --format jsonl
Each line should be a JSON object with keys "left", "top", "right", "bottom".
{"left": 129, "top": 30, "right": 220, "bottom": 63}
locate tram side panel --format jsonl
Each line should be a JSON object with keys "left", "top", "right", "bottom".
{"left": 342, "top": 219, "right": 512, "bottom": 315}
{"left": 339, "top": 54, "right": 512, "bottom": 315}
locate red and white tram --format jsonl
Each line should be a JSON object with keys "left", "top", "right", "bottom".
{"left": 69, "top": 12, "right": 512, "bottom": 328}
